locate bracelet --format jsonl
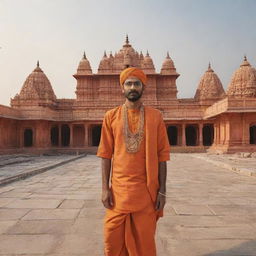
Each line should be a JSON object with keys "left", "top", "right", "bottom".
{"left": 158, "top": 191, "right": 167, "bottom": 197}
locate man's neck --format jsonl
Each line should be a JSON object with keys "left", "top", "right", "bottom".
{"left": 124, "top": 99, "right": 142, "bottom": 109}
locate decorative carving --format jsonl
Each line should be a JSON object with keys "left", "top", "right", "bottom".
{"left": 227, "top": 56, "right": 256, "bottom": 97}
{"left": 195, "top": 63, "right": 226, "bottom": 101}
{"left": 11, "top": 62, "right": 56, "bottom": 107}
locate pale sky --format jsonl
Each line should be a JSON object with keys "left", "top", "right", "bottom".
{"left": 0, "top": 0, "right": 255, "bottom": 106}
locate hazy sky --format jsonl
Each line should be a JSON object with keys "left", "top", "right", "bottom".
{"left": 0, "top": 0, "right": 255, "bottom": 106}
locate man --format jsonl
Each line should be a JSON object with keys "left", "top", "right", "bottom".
{"left": 97, "top": 67, "right": 170, "bottom": 256}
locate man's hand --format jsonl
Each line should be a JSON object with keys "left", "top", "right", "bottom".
{"left": 155, "top": 192, "right": 166, "bottom": 211}
{"left": 102, "top": 188, "right": 114, "bottom": 209}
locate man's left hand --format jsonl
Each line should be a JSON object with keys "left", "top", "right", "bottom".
{"left": 155, "top": 192, "right": 166, "bottom": 211}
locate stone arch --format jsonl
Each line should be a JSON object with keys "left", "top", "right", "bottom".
{"left": 186, "top": 125, "right": 198, "bottom": 146}
{"left": 24, "top": 128, "right": 33, "bottom": 147}
{"left": 92, "top": 125, "right": 102, "bottom": 146}
{"left": 51, "top": 126, "right": 59, "bottom": 146}
{"left": 61, "top": 124, "right": 70, "bottom": 147}
{"left": 250, "top": 124, "right": 256, "bottom": 144}
{"left": 203, "top": 124, "right": 214, "bottom": 146}
{"left": 167, "top": 126, "right": 178, "bottom": 146}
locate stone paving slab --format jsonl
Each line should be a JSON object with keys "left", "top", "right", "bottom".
{"left": 0, "top": 154, "right": 86, "bottom": 186}
{"left": 192, "top": 153, "right": 256, "bottom": 177}
{"left": 0, "top": 153, "right": 256, "bottom": 255}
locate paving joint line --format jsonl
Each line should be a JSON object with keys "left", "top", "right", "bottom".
{"left": 0, "top": 154, "right": 87, "bottom": 187}
{"left": 191, "top": 155, "right": 256, "bottom": 178}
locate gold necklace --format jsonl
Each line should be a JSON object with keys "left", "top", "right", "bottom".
{"left": 122, "top": 104, "right": 144, "bottom": 153}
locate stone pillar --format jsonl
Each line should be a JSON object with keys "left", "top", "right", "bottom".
{"left": 58, "top": 125, "right": 61, "bottom": 147}
{"left": 199, "top": 123, "right": 203, "bottom": 146}
{"left": 84, "top": 123, "right": 89, "bottom": 146}
{"left": 242, "top": 115, "right": 248, "bottom": 145}
{"left": 213, "top": 124, "right": 217, "bottom": 145}
{"left": 70, "top": 124, "right": 73, "bottom": 147}
{"left": 182, "top": 123, "right": 186, "bottom": 146}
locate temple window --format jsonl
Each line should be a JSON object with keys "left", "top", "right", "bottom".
{"left": 250, "top": 124, "right": 256, "bottom": 144}
{"left": 51, "top": 126, "right": 59, "bottom": 146}
{"left": 92, "top": 125, "right": 102, "bottom": 146}
{"left": 203, "top": 124, "right": 214, "bottom": 146}
{"left": 24, "top": 129, "right": 33, "bottom": 147}
{"left": 61, "top": 124, "right": 70, "bottom": 146}
{"left": 185, "top": 125, "right": 198, "bottom": 146}
{"left": 167, "top": 126, "right": 178, "bottom": 146}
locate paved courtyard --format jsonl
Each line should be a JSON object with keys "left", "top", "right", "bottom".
{"left": 0, "top": 153, "right": 256, "bottom": 256}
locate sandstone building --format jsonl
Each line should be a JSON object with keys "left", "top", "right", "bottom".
{"left": 1, "top": 36, "right": 256, "bottom": 154}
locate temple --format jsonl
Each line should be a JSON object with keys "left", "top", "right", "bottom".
{"left": 1, "top": 36, "right": 256, "bottom": 154}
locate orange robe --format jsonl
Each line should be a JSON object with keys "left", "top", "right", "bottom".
{"left": 97, "top": 105, "right": 170, "bottom": 256}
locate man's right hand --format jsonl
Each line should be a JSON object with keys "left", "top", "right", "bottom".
{"left": 102, "top": 188, "right": 114, "bottom": 209}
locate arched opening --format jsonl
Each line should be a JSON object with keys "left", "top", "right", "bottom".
{"left": 250, "top": 125, "right": 256, "bottom": 144}
{"left": 73, "top": 125, "right": 85, "bottom": 147}
{"left": 186, "top": 125, "right": 198, "bottom": 146}
{"left": 51, "top": 126, "right": 59, "bottom": 146}
{"left": 203, "top": 124, "right": 214, "bottom": 146}
{"left": 92, "top": 125, "right": 102, "bottom": 146}
{"left": 24, "top": 129, "right": 33, "bottom": 147}
{"left": 167, "top": 126, "right": 178, "bottom": 145}
{"left": 61, "top": 124, "right": 70, "bottom": 147}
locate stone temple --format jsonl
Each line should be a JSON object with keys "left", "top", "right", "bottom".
{"left": 1, "top": 36, "right": 256, "bottom": 154}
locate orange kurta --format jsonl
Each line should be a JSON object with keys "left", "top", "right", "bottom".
{"left": 97, "top": 105, "right": 170, "bottom": 256}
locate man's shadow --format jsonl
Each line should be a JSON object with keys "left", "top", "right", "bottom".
{"left": 203, "top": 240, "right": 256, "bottom": 256}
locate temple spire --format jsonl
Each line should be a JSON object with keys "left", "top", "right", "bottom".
{"left": 83, "top": 51, "right": 86, "bottom": 59}
{"left": 103, "top": 50, "right": 107, "bottom": 57}
{"left": 146, "top": 50, "right": 149, "bottom": 57}
{"left": 244, "top": 55, "right": 247, "bottom": 61}
{"left": 207, "top": 62, "right": 214, "bottom": 72}
{"left": 125, "top": 34, "right": 129, "bottom": 44}
{"left": 167, "top": 51, "right": 170, "bottom": 58}
{"left": 37, "top": 60, "right": 40, "bottom": 67}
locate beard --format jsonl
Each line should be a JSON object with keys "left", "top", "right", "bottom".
{"left": 125, "top": 90, "right": 143, "bottom": 102}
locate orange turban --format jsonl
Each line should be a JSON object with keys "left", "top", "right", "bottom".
{"left": 120, "top": 67, "right": 147, "bottom": 86}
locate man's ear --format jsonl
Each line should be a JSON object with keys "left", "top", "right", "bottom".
{"left": 121, "top": 84, "right": 125, "bottom": 93}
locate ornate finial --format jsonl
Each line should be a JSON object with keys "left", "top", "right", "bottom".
{"left": 37, "top": 60, "right": 40, "bottom": 67}
{"left": 146, "top": 50, "right": 149, "bottom": 57}
{"left": 167, "top": 51, "right": 170, "bottom": 58}
{"left": 103, "top": 50, "right": 107, "bottom": 58}
{"left": 244, "top": 55, "right": 247, "bottom": 61}
{"left": 208, "top": 62, "right": 211, "bottom": 69}
{"left": 126, "top": 34, "right": 129, "bottom": 44}
{"left": 83, "top": 51, "right": 86, "bottom": 59}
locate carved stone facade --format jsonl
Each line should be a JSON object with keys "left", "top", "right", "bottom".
{"left": 0, "top": 37, "right": 256, "bottom": 154}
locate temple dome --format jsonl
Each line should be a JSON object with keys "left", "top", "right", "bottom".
{"left": 76, "top": 52, "right": 92, "bottom": 75}
{"left": 195, "top": 63, "right": 225, "bottom": 101}
{"left": 160, "top": 52, "right": 178, "bottom": 75}
{"left": 227, "top": 56, "right": 256, "bottom": 97}
{"left": 98, "top": 35, "right": 143, "bottom": 73}
{"left": 141, "top": 51, "right": 155, "bottom": 74}
{"left": 18, "top": 61, "right": 56, "bottom": 102}
{"left": 98, "top": 51, "right": 111, "bottom": 73}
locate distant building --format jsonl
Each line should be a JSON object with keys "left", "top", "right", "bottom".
{"left": 1, "top": 36, "right": 256, "bottom": 154}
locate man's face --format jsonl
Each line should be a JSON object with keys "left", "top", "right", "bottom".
{"left": 122, "top": 76, "right": 144, "bottom": 102}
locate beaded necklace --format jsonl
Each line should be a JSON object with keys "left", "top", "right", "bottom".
{"left": 122, "top": 104, "right": 144, "bottom": 153}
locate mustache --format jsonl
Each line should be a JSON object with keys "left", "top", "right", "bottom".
{"left": 128, "top": 91, "right": 139, "bottom": 95}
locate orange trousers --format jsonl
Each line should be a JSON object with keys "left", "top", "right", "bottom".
{"left": 104, "top": 203, "right": 158, "bottom": 256}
